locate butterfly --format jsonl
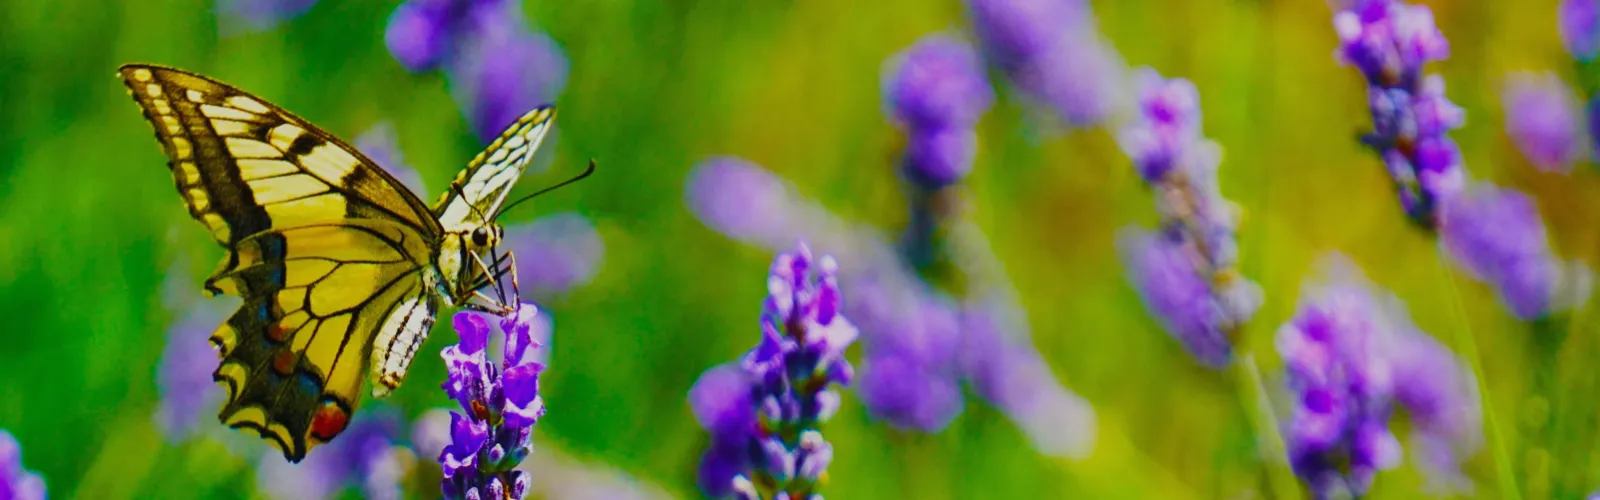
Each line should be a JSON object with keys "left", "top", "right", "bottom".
{"left": 117, "top": 63, "right": 579, "bottom": 462}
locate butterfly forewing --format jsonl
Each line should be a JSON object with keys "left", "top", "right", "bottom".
{"left": 433, "top": 107, "right": 556, "bottom": 231}
{"left": 118, "top": 64, "right": 447, "bottom": 462}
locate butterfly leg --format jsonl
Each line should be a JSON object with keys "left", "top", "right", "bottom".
{"left": 465, "top": 248, "right": 514, "bottom": 315}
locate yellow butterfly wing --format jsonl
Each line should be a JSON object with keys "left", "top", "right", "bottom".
{"left": 432, "top": 107, "right": 555, "bottom": 230}
{"left": 118, "top": 64, "right": 442, "bottom": 461}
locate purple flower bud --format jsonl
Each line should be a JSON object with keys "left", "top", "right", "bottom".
{"left": 0, "top": 431, "right": 45, "bottom": 500}
{"left": 901, "top": 127, "right": 979, "bottom": 188}
{"left": 385, "top": 0, "right": 450, "bottom": 72}
{"left": 882, "top": 35, "right": 994, "bottom": 131}
{"left": 1439, "top": 183, "right": 1587, "bottom": 319}
{"left": 1504, "top": 72, "right": 1585, "bottom": 172}
{"left": 503, "top": 213, "right": 604, "bottom": 299}
{"left": 1118, "top": 229, "right": 1237, "bottom": 367}
{"left": 1563, "top": 0, "right": 1600, "bottom": 60}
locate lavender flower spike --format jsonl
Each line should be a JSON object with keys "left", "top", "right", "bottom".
{"left": 1335, "top": 0, "right": 1463, "bottom": 227}
{"left": 439, "top": 304, "right": 546, "bottom": 500}
{"left": 0, "top": 430, "right": 45, "bottom": 500}
{"left": 1562, "top": 0, "right": 1600, "bottom": 60}
{"left": 1279, "top": 256, "right": 1483, "bottom": 497}
{"left": 1439, "top": 183, "right": 1592, "bottom": 319}
{"left": 1503, "top": 72, "right": 1586, "bottom": 173}
{"left": 1117, "top": 69, "right": 1260, "bottom": 367}
{"left": 689, "top": 243, "right": 857, "bottom": 499}
{"left": 965, "top": 0, "right": 1124, "bottom": 126}
{"left": 883, "top": 35, "right": 994, "bottom": 188}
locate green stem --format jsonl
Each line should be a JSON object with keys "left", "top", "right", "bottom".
{"left": 1232, "top": 354, "right": 1302, "bottom": 499}
{"left": 1434, "top": 250, "right": 1522, "bottom": 500}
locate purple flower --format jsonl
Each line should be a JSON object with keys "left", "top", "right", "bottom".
{"left": 355, "top": 123, "right": 428, "bottom": 196}
{"left": 883, "top": 35, "right": 994, "bottom": 132}
{"left": 1118, "top": 69, "right": 1202, "bottom": 182}
{"left": 1278, "top": 257, "right": 1483, "bottom": 497}
{"left": 684, "top": 158, "right": 1095, "bottom": 455}
{"left": 1562, "top": 0, "right": 1600, "bottom": 60}
{"left": 438, "top": 304, "right": 545, "bottom": 500}
{"left": 965, "top": 0, "right": 1123, "bottom": 126}
{"left": 455, "top": 26, "right": 569, "bottom": 141}
{"left": 685, "top": 157, "right": 805, "bottom": 248}
{"left": 384, "top": 0, "right": 568, "bottom": 143}
{"left": 502, "top": 212, "right": 604, "bottom": 300}
{"left": 688, "top": 243, "right": 857, "bottom": 499}
{"left": 1278, "top": 277, "right": 1402, "bottom": 497}
{"left": 1388, "top": 333, "right": 1481, "bottom": 494}
{"left": 845, "top": 273, "right": 965, "bottom": 432}
{"left": 1119, "top": 230, "right": 1235, "bottom": 367}
{"left": 257, "top": 407, "right": 410, "bottom": 500}
{"left": 217, "top": 0, "right": 317, "bottom": 34}
{"left": 1439, "top": 183, "right": 1590, "bottom": 319}
{"left": 959, "top": 301, "right": 1095, "bottom": 457}
{"left": 1336, "top": 1, "right": 1464, "bottom": 227}
{"left": 1333, "top": 0, "right": 1449, "bottom": 89}
{"left": 1503, "top": 73, "right": 1584, "bottom": 173}
{"left": 1116, "top": 70, "right": 1260, "bottom": 368}
{"left": 883, "top": 36, "right": 994, "bottom": 188}
{"left": 0, "top": 430, "right": 45, "bottom": 500}
{"left": 154, "top": 260, "right": 237, "bottom": 442}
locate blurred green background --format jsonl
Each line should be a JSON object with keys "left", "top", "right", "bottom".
{"left": 1, "top": 0, "right": 1597, "bottom": 498}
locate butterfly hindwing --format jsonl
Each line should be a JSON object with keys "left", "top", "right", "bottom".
{"left": 118, "top": 64, "right": 447, "bottom": 462}
{"left": 433, "top": 107, "right": 555, "bottom": 230}
{"left": 206, "top": 221, "right": 434, "bottom": 460}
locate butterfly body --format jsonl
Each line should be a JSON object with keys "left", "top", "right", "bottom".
{"left": 118, "top": 64, "right": 554, "bottom": 461}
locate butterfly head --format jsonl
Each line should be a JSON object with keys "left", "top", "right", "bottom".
{"left": 435, "top": 223, "right": 516, "bottom": 314}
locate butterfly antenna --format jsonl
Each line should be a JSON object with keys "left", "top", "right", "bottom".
{"left": 496, "top": 159, "right": 597, "bottom": 221}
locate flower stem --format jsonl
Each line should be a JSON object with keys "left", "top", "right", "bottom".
{"left": 1434, "top": 249, "right": 1522, "bottom": 500}
{"left": 1231, "top": 354, "right": 1300, "bottom": 499}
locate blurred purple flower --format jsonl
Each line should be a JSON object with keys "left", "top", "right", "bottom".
{"left": 959, "top": 299, "right": 1095, "bottom": 457}
{"left": 854, "top": 290, "right": 964, "bottom": 431}
{"left": 1439, "top": 183, "right": 1590, "bottom": 319}
{"left": 257, "top": 407, "right": 411, "bottom": 500}
{"left": 217, "top": 0, "right": 317, "bottom": 34}
{"left": 1118, "top": 69, "right": 1203, "bottom": 182}
{"left": 503, "top": 212, "right": 604, "bottom": 300}
{"left": 685, "top": 157, "right": 804, "bottom": 247}
{"left": 1118, "top": 230, "right": 1235, "bottom": 367}
{"left": 1503, "top": 73, "right": 1585, "bottom": 173}
{"left": 355, "top": 123, "right": 428, "bottom": 196}
{"left": 883, "top": 36, "right": 993, "bottom": 188}
{"left": 883, "top": 35, "right": 995, "bottom": 132}
{"left": 1116, "top": 70, "right": 1260, "bottom": 368}
{"left": 1336, "top": 0, "right": 1463, "bottom": 227}
{"left": 1333, "top": 0, "right": 1449, "bottom": 89}
{"left": 688, "top": 243, "right": 856, "bottom": 499}
{"left": 1562, "top": 0, "right": 1600, "bottom": 60}
{"left": 385, "top": 0, "right": 568, "bottom": 143}
{"left": 154, "top": 260, "right": 236, "bottom": 442}
{"left": 1389, "top": 332, "right": 1481, "bottom": 494}
{"left": 438, "top": 304, "right": 545, "bottom": 500}
{"left": 965, "top": 0, "right": 1124, "bottom": 126}
{"left": 0, "top": 430, "right": 45, "bottom": 500}
{"left": 685, "top": 158, "right": 1095, "bottom": 456}
{"left": 1278, "top": 277, "right": 1402, "bottom": 497}
{"left": 1278, "top": 257, "right": 1483, "bottom": 497}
